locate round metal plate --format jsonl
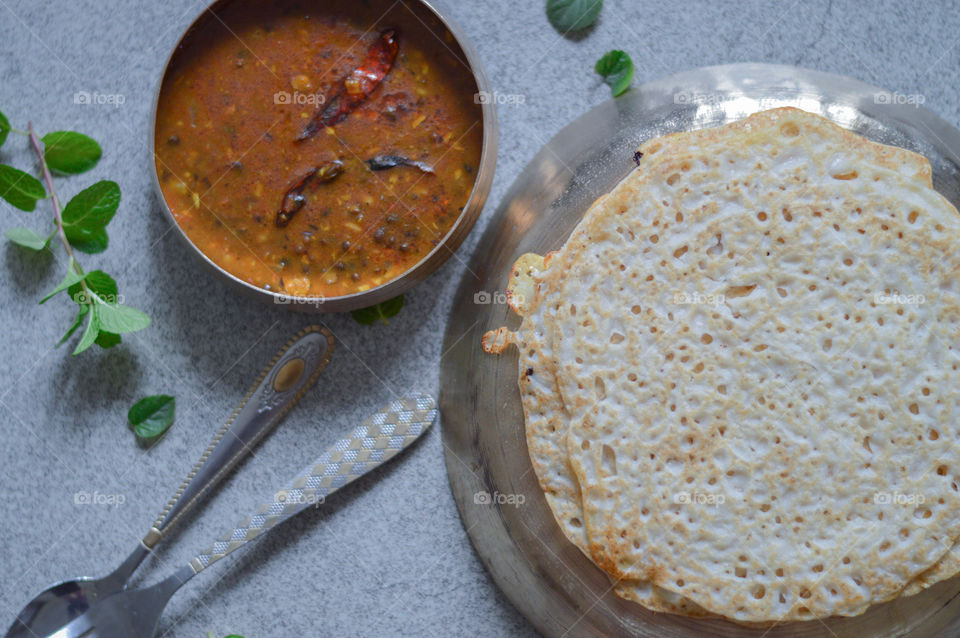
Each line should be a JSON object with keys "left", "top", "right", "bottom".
{"left": 439, "top": 63, "right": 960, "bottom": 637}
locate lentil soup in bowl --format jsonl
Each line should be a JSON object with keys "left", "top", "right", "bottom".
{"left": 151, "top": 0, "right": 496, "bottom": 311}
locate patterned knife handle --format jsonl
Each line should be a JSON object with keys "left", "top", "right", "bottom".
{"left": 188, "top": 393, "right": 437, "bottom": 574}
{"left": 142, "top": 326, "right": 335, "bottom": 549}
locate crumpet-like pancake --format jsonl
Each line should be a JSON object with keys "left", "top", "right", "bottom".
{"left": 551, "top": 113, "right": 960, "bottom": 621}
{"left": 485, "top": 108, "right": 960, "bottom": 621}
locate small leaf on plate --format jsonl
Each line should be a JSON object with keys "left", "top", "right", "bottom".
{"left": 546, "top": 0, "right": 602, "bottom": 32}
{"left": 595, "top": 50, "right": 633, "bottom": 97}
{"left": 0, "top": 164, "right": 46, "bottom": 211}
{"left": 6, "top": 227, "right": 48, "bottom": 250}
{"left": 41, "top": 262, "right": 85, "bottom": 304}
{"left": 0, "top": 109, "right": 10, "bottom": 148}
{"left": 350, "top": 294, "right": 405, "bottom": 325}
{"left": 96, "top": 302, "right": 150, "bottom": 334}
{"left": 41, "top": 131, "right": 102, "bottom": 175}
{"left": 128, "top": 395, "right": 175, "bottom": 440}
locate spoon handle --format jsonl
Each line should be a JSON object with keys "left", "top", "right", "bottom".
{"left": 142, "top": 325, "right": 335, "bottom": 549}
{"left": 186, "top": 394, "right": 436, "bottom": 574}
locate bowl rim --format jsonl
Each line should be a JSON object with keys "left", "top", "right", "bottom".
{"left": 148, "top": 0, "right": 498, "bottom": 313}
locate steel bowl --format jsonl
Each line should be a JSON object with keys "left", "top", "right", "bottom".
{"left": 150, "top": 0, "right": 497, "bottom": 313}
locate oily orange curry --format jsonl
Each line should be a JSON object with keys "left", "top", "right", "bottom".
{"left": 155, "top": 0, "right": 483, "bottom": 298}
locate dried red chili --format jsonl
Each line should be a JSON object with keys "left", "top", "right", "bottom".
{"left": 276, "top": 160, "right": 344, "bottom": 227}
{"left": 297, "top": 29, "right": 399, "bottom": 141}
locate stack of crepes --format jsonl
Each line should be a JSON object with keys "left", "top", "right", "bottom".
{"left": 482, "top": 108, "right": 960, "bottom": 623}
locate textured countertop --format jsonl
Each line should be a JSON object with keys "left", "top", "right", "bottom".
{"left": 1, "top": 1, "right": 957, "bottom": 636}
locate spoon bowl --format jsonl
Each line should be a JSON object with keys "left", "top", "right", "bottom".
{"left": 8, "top": 577, "right": 111, "bottom": 638}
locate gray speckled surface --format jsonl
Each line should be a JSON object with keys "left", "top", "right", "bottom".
{"left": 0, "top": 1, "right": 957, "bottom": 636}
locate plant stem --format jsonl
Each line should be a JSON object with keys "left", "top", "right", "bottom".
{"left": 27, "top": 121, "right": 89, "bottom": 292}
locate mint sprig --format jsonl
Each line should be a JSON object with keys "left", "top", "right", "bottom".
{"left": 0, "top": 110, "right": 151, "bottom": 354}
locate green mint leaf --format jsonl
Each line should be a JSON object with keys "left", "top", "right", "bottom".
{"left": 0, "top": 109, "right": 10, "bottom": 149}
{"left": 62, "top": 179, "right": 120, "bottom": 231}
{"left": 0, "top": 164, "right": 46, "bottom": 211}
{"left": 350, "top": 294, "right": 404, "bottom": 325}
{"left": 41, "top": 131, "right": 103, "bottom": 175}
{"left": 72, "top": 304, "right": 101, "bottom": 355}
{"left": 68, "top": 226, "right": 108, "bottom": 253}
{"left": 69, "top": 269, "right": 117, "bottom": 303}
{"left": 350, "top": 307, "right": 380, "bottom": 325}
{"left": 62, "top": 180, "right": 119, "bottom": 252}
{"left": 41, "top": 262, "right": 85, "bottom": 303}
{"left": 96, "top": 301, "right": 150, "bottom": 334}
{"left": 546, "top": 0, "right": 602, "bottom": 32}
{"left": 58, "top": 305, "right": 88, "bottom": 346}
{"left": 128, "top": 395, "right": 175, "bottom": 440}
{"left": 94, "top": 330, "right": 121, "bottom": 349}
{"left": 6, "top": 227, "right": 48, "bottom": 250}
{"left": 594, "top": 50, "right": 633, "bottom": 97}
{"left": 378, "top": 294, "right": 404, "bottom": 320}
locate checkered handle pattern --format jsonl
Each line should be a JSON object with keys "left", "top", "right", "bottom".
{"left": 189, "top": 394, "right": 437, "bottom": 573}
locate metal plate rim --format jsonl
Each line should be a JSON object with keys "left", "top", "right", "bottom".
{"left": 440, "top": 62, "right": 960, "bottom": 638}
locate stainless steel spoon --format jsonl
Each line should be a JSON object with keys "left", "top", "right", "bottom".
{"left": 6, "top": 326, "right": 334, "bottom": 638}
{"left": 50, "top": 394, "right": 437, "bottom": 638}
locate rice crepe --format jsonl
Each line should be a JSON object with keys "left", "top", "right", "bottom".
{"left": 484, "top": 108, "right": 960, "bottom": 622}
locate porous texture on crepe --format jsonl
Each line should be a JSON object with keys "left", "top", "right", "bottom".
{"left": 484, "top": 107, "right": 960, "bottom": 622}
{"left": 552, "top": 110, "right": 960, "bottom": 621}
{"left": 498, "top": 253, "right": 712, "bottom": 616}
